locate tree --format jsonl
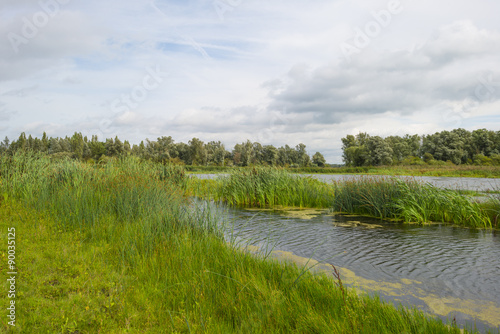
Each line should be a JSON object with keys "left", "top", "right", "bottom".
{"left": 262, "top": 145, "right": 278, "bottom": 166}
{"left": 423, "top": 153, "right": 433, "bottom": 163}
{"left": 233, "top": 140, "right": 254, "bottom": 166}
{"left": 206, "top": 141, "right": 226, "bottom": 166}
{"left": 175, "top": 142, "right": 190, "bottom": 164}
{"left": 312, "top": 152, "right": 326, "bottom": 167}
{"left": 341, "top": 133, "right": 369, "bottom": 166}
{"left": 472, "top": 129, "right": 496, "bottom": 157}
{"left": 188, "top": 138, "right": 207, "bottom": 165}
{"left": 48, "top": 138, "right": 62, "bottom": 154}
{"left": 252, "top": 142, "right": 264, "bottom": 165}
{"left": 70, "top": 132, "right": 84, "bottom": 159}
{"left": 295, "top": 143, "right": 310, "bottom": 167}
{"left": 123, "top": 140, "right": 131, "bottom": 154}
{"left": 421, "top": 130, "right": 466, "bottom": 165}
{"left": 365, "top": 136, "right": 393, "bottom": 166}
{"left": 277, "top": 144, "right": 297, "bottom": 166}
{"left": 385, "top": 134, "right": 420, "bottom": 163}
{"left": 88, "top": 135, "right": 106, "bottom": 159}
{"left": 16, "top": 132, "right": 27, "bottom": 151}
{"left": 157, "top": 136, "right": 175, "bottom": 160}
{"left": 59, "top": 137, "right": 71, "bottom": 153}
{"left": 0, "top": 137, "right": 10, "bottom": 154}
{"left": 41, "top": 132, "right": 49, "bottom": 153}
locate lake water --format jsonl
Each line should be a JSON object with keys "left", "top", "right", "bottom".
{"left": 194, "top": 173, "right": 500, "bottom": 331}
{"left": 217, "top": 206, "right": 500, "bottom": 332}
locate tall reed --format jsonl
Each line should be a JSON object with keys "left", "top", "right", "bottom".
{"left": 189, "top": 167, "right": 335, "bottom": 208}
{"left": 0, "top": 152, "right": 210, "bottom": 264}
{"left": 332, "top": 176, "right": 492, "bottom": 228}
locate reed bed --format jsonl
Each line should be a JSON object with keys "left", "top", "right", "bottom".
{"left": 188, "top": 167, "right": 494, "bottom": 228}
{"left": 332, "top": 176, "right": 492, "bottom": 228}
{"left": 0, "top": 152, "right": 479, "bottom": 333}
{"left": 189, "top": 167, "right": 335, "bottom": 208}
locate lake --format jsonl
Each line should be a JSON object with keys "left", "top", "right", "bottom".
{"left": 217, "top": 205, "right": 500, "bottom": 332}
{"left": 194, "top": 173, "right": 500, "bottom": 331}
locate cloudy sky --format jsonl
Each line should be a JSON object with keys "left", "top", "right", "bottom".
{"left": 1, "top": 0, "right": 500, "bottom": 163}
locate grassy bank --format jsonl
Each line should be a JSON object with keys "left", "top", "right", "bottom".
{"left": 189, "top": 168, "right": 498, "bottom": 228}
{"left": 0, "top": 153, "right": 480, "bottom": 333}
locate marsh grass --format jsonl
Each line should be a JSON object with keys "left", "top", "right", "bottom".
{"left": 188, "top": 167, "right": 495, "bottom": 228}
{"left": 0, "top": 153, "right": 492, "bottom": 332}
{"left": 480, "top": 193, "right": 500, "bottom": 228}
{"left": 189, "top": 167, "right": 335, "bottom": 208}
{"left": 332, "top": 176, "right": 492, "bottom": 228}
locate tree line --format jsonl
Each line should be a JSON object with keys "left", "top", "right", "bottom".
{"left": 0, "top": 132, "right": 327, "bottom": 167}
{"left": 342, "top": 128, "right": 500, "bottom": 166}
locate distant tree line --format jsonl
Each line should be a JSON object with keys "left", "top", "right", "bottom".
{"left": 0, "top": 132, "right": 327, "bottom": 167}
{"left": 342, "top": 129, "right": 500, "bottom": 166}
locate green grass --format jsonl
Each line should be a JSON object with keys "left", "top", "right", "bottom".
{"left": 0, "top": 152, "right": 486, "bottom": 332}
{"left": 188, "top": 167, "right": 335, "bottom": 208}
{"left": 331, "top": 176, "right": 494, "bottom": 228}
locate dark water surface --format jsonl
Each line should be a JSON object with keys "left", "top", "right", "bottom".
{"left": 217, "top": 205, "right": 500, "bottom": 332}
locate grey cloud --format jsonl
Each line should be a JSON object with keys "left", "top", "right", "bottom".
{"left": 268, "top": 21, "right": 500, "bottom": 124}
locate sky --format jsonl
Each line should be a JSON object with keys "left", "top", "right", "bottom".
{"left": 1, "top": 0, "right": 500, "bottom": 163}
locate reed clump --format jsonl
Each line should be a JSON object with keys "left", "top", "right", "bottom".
{"left": 190, "top": 167, "right": 335, "bottom": 208}
{"left": 332, "top": 176, "right": 492, "bottom": 228}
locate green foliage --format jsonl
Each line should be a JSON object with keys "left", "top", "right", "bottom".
{"left": 401, "top": 156, "right": 425, "bottom": 166}
{"left": 341, "top": 128, "right": 500, "bottom": 167}
{"left": 312, "top": 151, "right": 326, "bottom": 167}
{"left": 1, "top": 132, "right": 322, "bottom": 168}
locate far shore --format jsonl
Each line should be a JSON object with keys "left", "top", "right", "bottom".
{"left": 185, "top": 165, "right": 500, "bottom": 179}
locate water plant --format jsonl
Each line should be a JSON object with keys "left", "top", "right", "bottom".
{"left": 331, "top": 176, "right": 492, "bottom": 228}
{"left": 189, "top": 167, "right": 335, "bottom": 208}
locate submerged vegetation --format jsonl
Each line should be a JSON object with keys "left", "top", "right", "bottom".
{"left": 1, "top": 153, "right": 491, "bottom": 332}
